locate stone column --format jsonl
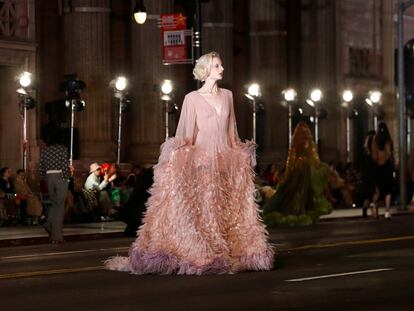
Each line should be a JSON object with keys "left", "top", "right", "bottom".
{"left": 63, "top": 0, "right": 112, "bottom": 161}
{"left": 202, "top": 0, "right": 234, "bottom": 87}
{"left": 248, "top": 0, "right": 288, "bottom": 164}
{"left": 126, "top": 0, "right": 174, "bottom": 164}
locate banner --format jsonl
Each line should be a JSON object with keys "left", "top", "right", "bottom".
{"left": 160, "top": 13, "right": 192, "bottom": 64}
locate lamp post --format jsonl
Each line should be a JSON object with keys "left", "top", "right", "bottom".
{"left": 307, "top": 89, "right": 323, "bottom": 145}
{"left": 112, "top": 77, "right": 128, "bottom": 165}
{"left": 282, "top": 88, "right": 297, "bottom": 147}
{"left": 16, "top": 72, "right": 35, "bottom": 171}
{"left": 161, "top": 80, "right": 174, "bottom": 140}
{"left": 342, "top": 90, "right": 354, "bottom": 162}
{"left": 397, "top": 0, "right": 414, "bottom": 209}
{"left": 245, "top": 83, "right": 261, "bottom": 142}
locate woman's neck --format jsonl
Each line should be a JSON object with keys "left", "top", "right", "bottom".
{"left": 199, "top": 78, "right": 219, "bottom": 94}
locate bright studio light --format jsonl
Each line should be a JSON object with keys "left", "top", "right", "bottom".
{"left": 115, "top": 77, "right": 127, "bottom": 91}
{"left": 310, "top": 89, "right": 322, "bottom": 102}
{"left": 342, "top": 90, "right": 353, "bottom": 103}
{"left": 133, "top": 0, "right": 147, "bottom": 24}
{"left": 247, "top": 83, "right": 261, "bottom": 97}
{"left": 369, "top": 91, "right": 381, "bottom": 104}
{"left": 161, "top": 80, "right": 173, "bottom": 95}
{"left": 19, "top": 72, "right": 32, "bottom": 88}
{"left": 282, "top": 88, "right": 297, "bottom": 102}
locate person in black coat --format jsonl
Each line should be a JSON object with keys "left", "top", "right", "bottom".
{"left": 118, "top": 167, "right": 154, "bottom": 237}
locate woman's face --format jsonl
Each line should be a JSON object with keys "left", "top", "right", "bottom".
{"left": 94, "top": 168, "right": 101, "bottom": 176}
{"left": 208, "top": 57, "right": 224, "bottom": 81}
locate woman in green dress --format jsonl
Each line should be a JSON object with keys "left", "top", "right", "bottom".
{"left": 263, "top": 122, "right": 332, "bottom": 226}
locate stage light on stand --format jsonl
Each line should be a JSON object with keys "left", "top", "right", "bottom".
{"left": 161, "top": 79, "right": 173, "bottom": 101}
{"left": 110, "top": 76, "right": 130, "bottom": 165}
{"left": 365, "top": 90, "right": 382, "bottom": 130}
{"left": 115, "top": 77, "right": 127, "bottom": 91}
{"left": 342, "top": 90, "right": 353, "bottom": 103}
{"left": 369, "top": 90, "right": 381, "bottom": 104}
{"left": 160, "top": 80, "right": 175, "bottom": 139}
{"left": 245, "top": 83, "right": 261, "bottom": 143}
{"left": 307, "top": 89, "right": 323, "bottom": 146}
{"left": 60, "top": 74, "right": 86, "bottom": 165}
{"left": 15, "top": 71, "right": 36, "bottom": 170}
{"left": 341, "top": 90, "right": 354, "bottom": 162}
{"left": 18, "top": 72, "right": 32, "bottom": 88}
{"left": 281, "top": 88, "right": 297, "bottom": 147}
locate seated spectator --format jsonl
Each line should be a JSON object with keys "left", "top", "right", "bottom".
{"left": 124, "top": 165, "right": 143, "bottom": 198}
{"left": 326, "top": 163, "right": 354, "bottom": 208}
{"left": 13, "top": 169, "right": 43, "bottom": 224}
{"left": 0, "top": 167, "right": 20, "bottom": 224}
{"left": 100, "top": 163, "right": 121, "bottom": 209}
{"left": 84, "top": 162, "right": 115, "bottom": 221}
{"left": 0, "top": 189, "right": 7, "bottom": 225}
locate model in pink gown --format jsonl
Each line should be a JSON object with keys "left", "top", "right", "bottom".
{"left": 105, "top": 88, "right": 274, "bottom": 275}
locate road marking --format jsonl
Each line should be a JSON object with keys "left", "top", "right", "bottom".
{"left": 284, "top": 235, "right": 414, "bottom": 251}
{"left": 0, "top": 247, "right": 129, "bottom": 261}
{"left": 0, "top": 266, "right": 104, "bottom": 280}
{"left": 285, "top": 268, "right": 394, "bottom": 282}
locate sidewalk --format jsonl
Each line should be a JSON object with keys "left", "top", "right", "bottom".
{"left": 0, "top": 221, "right": 126, "bottom": 247}
{"left": 0, "top": 207, "right": 411, "bottom": 247}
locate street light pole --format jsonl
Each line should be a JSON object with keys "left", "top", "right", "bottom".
{"left": 397, "top": 0, "right": 414, "bottom": 209}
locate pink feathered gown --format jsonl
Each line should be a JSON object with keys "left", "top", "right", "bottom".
{"left": 105, "top": 89, "right": 274, "bottom": 275}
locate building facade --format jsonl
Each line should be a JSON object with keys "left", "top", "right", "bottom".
{"left": 0, "top": 0, "right": 409, "bottom": 174}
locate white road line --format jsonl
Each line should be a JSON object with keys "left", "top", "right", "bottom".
{"left": 285, "top": 268, "right": 394, "bottom": 282}
{"left": 0, "top": 247, "right": 129, "bottom": 260}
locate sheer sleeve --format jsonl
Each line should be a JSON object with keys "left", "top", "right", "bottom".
{"left": 228, "top": 91, "right": 241, "bottom": 147}
{"left": 158, "top": 94, "right": 197, "bottom": 163}
{"left": 175, "top": 94, "right": 197, "bottom": 144}
{"left": 227, "top": 91, "right": 257, "bottom": 167}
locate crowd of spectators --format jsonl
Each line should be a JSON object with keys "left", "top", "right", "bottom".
{"left": 0, "top": 163, "right": 151, "bottom": 229}
{"left": 255, "top": 160, "right": 381, "bottom": 210}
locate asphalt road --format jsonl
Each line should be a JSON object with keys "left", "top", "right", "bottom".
{"left": 1, "top": 215, "right": 414, "bottom": 311}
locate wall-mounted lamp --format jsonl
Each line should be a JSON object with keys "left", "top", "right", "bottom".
{"left": 133, "top": 0, "right": 147, "bottom": 24}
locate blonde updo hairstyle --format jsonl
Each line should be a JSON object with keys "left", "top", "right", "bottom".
{"left": 192, "top": 51, "right": 221, "bottom": 82}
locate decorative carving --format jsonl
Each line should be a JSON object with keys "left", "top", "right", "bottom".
{"left": 0, "top": 0, "right": 30, "bottom": 40}
{"left": 0, "top": 0, "right": 17, "bottom": 37}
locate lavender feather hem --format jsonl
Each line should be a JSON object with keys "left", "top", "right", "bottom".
{"left": 104, "top": 248, "right": 274, "bottom": 275}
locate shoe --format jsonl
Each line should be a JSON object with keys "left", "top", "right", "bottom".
{"left": 385, "top": 211, "right": 391, "bottom": 219}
